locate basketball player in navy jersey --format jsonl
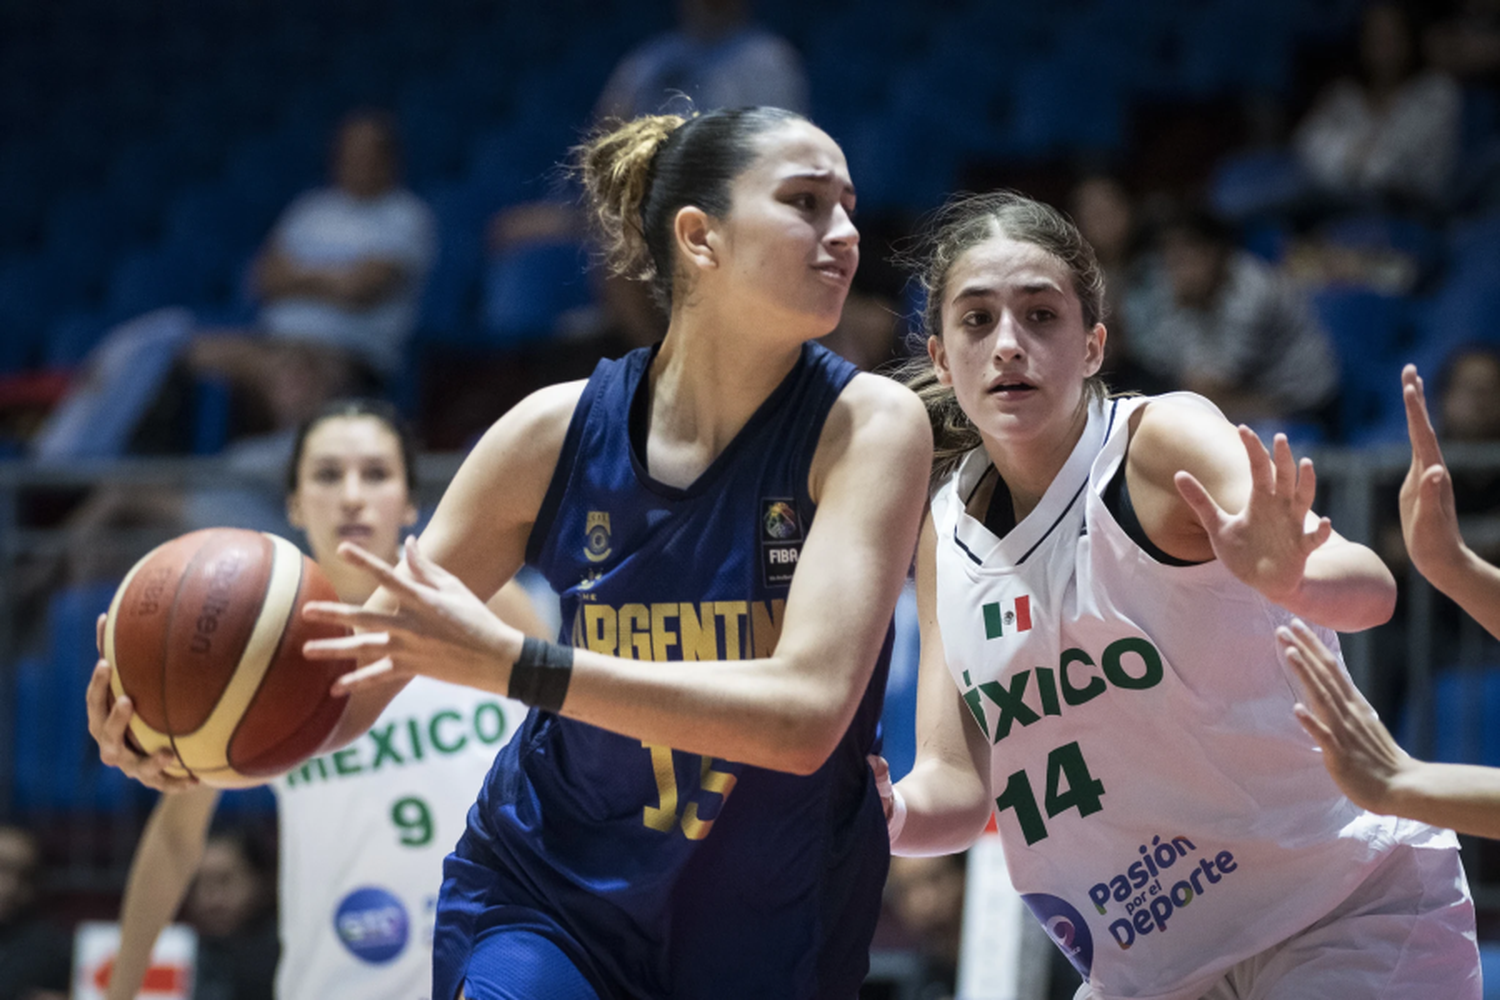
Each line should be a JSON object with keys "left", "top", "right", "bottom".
{"left": 298, "top": 107, "right": 932, "bottom": 999}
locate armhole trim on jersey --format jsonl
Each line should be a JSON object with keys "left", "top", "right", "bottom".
{"left": 524, "top": 368, "right": 610, "bottom": 566}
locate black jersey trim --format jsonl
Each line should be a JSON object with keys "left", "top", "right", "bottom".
{"left": 1013, "top": 399, "right": 1119, "bottom": 566}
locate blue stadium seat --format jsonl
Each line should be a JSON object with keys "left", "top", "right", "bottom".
{"left": 1448, "top": 211, "right": 1500, "bottom": 281}
{"left": 480, "top": 236, "right": 592, "bottom": 346}
{"left": 1408, "top": 269, "right": 1500, "bottom": 381}
{"left": 1309, "top": 287, "right": 1410, "bottom": 445}
{"left": 44, "top": 309, "right": 112, "bottom": 368}
{"left": 10, "top": 583, "right": 142, "bottom": 810}
{"left": 1429, "top": 665, "right": 1500, "bottom": 769}
{"left": 0, "top": 255, "right": 70, "bottom": 371}
{"left": 104, "top": 245, "right": 214, "bottom": 323}
{"left": 1209, "top": 149, "right": 1311, "bottom": 222}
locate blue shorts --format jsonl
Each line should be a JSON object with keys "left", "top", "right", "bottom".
{"left": 434, "top": 847, "right": 611, "bottom": 1000}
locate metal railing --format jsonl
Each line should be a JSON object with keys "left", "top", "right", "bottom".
{"left": 3, "top": 443, "right": 1500, "bottom": 902}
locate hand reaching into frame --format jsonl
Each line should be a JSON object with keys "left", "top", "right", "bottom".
{"left": 1277, "top": 619, "right": 1410, "bottom": 815}
{"left": 1399, "top": 364, "right": 1465, "bottom": 588}
{"left": 86, "top": 613, "right": 198, "bottom": 793}
{"left": 302, "top": 536, "right": 524, "bottom": 697}
{"left": 1174, "top": 427, "right": 1332, "bottom": 605}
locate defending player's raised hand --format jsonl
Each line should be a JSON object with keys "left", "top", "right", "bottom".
{"left": 1174, "top": 426, "right": 1332, "bottom": 604}
{"left": 1400, "top": 364, "right": 1464, "bottom": 585}
{"left": 302, "top": 536, "right": 524, "bottom": 697}
{"left": 1278, "top": 619, "right": 1410, "bottom": 815}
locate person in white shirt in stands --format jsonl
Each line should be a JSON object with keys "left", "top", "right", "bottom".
{"left": 192, "top": 111, "right": 437, "bottom": 435}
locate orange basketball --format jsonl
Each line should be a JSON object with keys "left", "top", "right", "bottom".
{"left": 102, "top": 527, "right": 355, "bottom": 788}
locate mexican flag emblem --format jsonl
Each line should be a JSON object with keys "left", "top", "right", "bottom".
{"left": 983, "top": 595, "right": 1032, "bottom": 639}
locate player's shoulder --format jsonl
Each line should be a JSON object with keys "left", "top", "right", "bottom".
{"left": 458, "top": 380, "right": 590, "bottom": 490}
{"left": 1127, "top": 392, "right": 1240, "bottom": 485}
{"left": 833, "top": 371, "right": 929, "bottom": 435}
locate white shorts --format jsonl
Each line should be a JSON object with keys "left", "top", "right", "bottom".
{"left": 1073, "top": 822, "right": 1480, "bottom": 1000}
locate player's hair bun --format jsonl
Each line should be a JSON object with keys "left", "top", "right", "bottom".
{"left": 578, "top": 113, "right": 688, "bottom": 282}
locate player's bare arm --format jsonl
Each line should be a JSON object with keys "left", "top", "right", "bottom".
{"left": 889, "top": 512, "right": 995, "bottom": 856}
{"left": 1126, "top": 398, "right": 1394, "bottom": 631}
{"left": 1280, "top": 619, "right": 1500, "bottom": 840}
{"left": 310, "top": 374, "right": 931, "bottom": 776}
{"left": 107, "top": 787, "right": 220, "bottom": 1000}
{"left": 1400, "top": 365, "right": 1500, "bottom": 639}
{"left": 314, "top": 380, "right": 584, "bottom": 745}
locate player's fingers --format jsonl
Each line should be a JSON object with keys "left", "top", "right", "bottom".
{"left": 134, "top": 753, "right": 197, "bottom": 793}
{"left": 85, "top": 660, "right": 114, "bottom": 731}
{"left": 1294, "top": 456, "right": 1318, "bottom": 513}
{"left": 1287, "top": 619, "right": 1353, "bottom": 703}
{"left": 1403, "top": 365, "right": 1445, "bottom": 472}
{"left": 401, "top": 535, "right": 453, "bottom": 589}
{"left": 1421, "top": 465, "right": 1451, "bottom": 504}
{"left": 96, "top": 613, "right": 106, "bottom": 657}
{"left": 303, "top": 631, "right": 392, "bottom": 659}
{"left": 303, "top": 602, "right": 403, "bottom": 632}
{"left": 337, "top": 541, "right": 428, "bottom": 602}
{"left": 1271, "top": 433, "right": 1296, "bottom": 496}
{"left": 333, "top": 657, "right": 396, "bottom": 693}
{"left": 1303, "top": 515, "right": 1333, "bottom": 553}
{"left": 1293, "top": 704, "right": 1338, "bottom": 752}
{"left": 1173, "top": 470, "right": 1224, "bottom": 530}
{"left": 1239, "top": 425, "right": 1273, "bottom": 494}
{"left": 1278, "top": 627, "right": 1337, "bottom": 707}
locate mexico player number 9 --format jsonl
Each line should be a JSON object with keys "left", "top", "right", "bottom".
{"left": 391, "top": 795, "right": 434, "bottom": 847}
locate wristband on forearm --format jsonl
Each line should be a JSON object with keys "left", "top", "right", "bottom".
{"left": 507, "top": 637, "right": 574, "bottom": 713}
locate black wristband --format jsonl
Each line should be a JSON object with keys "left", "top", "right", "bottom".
{"left": 508, "top": 637, "right": 574, "bottom": 713}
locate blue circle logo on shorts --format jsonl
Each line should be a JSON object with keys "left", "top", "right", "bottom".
{"left": 334, "top": 887, "right": 409, "bottom": 964}
{"left": 1022, "top": 892, "right": 1094, "bottom": 978}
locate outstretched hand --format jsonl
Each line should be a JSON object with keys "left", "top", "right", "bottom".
{"left": 1399, "top": 364, "right": 1464, "bottom": 586}
{"left": 302, "top": 536, "right": 523, "bottom": 697}
{"left": 1278, "top": 618, "right": 1410, "bottom": 814}
{"left": 86, "top": 613, "right": 197, "bottom": 793}
{"left": 1174, "top": 426, "right": 1331, "bottom": 604}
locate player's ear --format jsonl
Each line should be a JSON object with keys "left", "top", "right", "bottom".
{"left": 286, "top": 495, "right": 305, "bottom": 530}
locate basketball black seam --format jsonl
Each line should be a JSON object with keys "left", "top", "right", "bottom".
{"left": 161, "top": 540, "right": 222, "bottom": 780}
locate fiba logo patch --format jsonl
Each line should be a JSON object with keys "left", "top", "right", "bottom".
{"left": 334, "top": 887, "right": 409, "bottom": 964}
{"left": 1022, "top": 892, "right": 1094, "bottom": 978}
{"left": 584, "top": 511, "right": 612, "bottom": 563}
{"left": 760, "top": 498, "right": 803, "bottom": 587}
{"left": 763, "top": 501, "right": 798, "bottom": 540}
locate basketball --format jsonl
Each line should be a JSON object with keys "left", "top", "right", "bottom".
{"left": 101, "top": 527, "right": 355, "bottom": 788}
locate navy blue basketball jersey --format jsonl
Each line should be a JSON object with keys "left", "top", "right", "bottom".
{"left": 447, "top": 342, "right": 893, "bottom": 1000}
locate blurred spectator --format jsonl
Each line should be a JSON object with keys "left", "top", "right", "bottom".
{"left": 596, "top": 0, "right": 808, "bottom": 121}
{"left": 1292, "top": 2, "right": 1462, "bottom": 215}
{"left": 883, "top": 855, "right": 966, "bottom": 1000}
{"left": 191, "top": 110, "right": 436, "bottom": 435}
{"left": 183, "top": 829, "right": 278, "bottom": 1000}
{"left": 486, "top": 0, "right": 809, "bottom": 353}
{"left": 1066, "top": 174, "right": 1169, "bottom": 395}
{"left": 1424, "top": 0, "right": 1500, "bottom": 84}
{"left": 1122, "top": 205, "right": 1339, "bottom": 432}
{"left": 0, "top": 824, "right": 71, "bottom": 1000}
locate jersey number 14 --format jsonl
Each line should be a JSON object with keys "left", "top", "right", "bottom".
{"left": 994, "top": 741, "right": 1105, "bottom": 845}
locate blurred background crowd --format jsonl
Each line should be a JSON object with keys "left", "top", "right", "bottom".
{"left": 2, "top": 0, "right": 1499, "bottom": 997}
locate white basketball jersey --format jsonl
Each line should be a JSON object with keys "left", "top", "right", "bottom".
{"left": 272, "top": 678, "right": 525, "bottom": 1000}
{"left": 931, "top": 393, "right": 1455, "bottom": 1000}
